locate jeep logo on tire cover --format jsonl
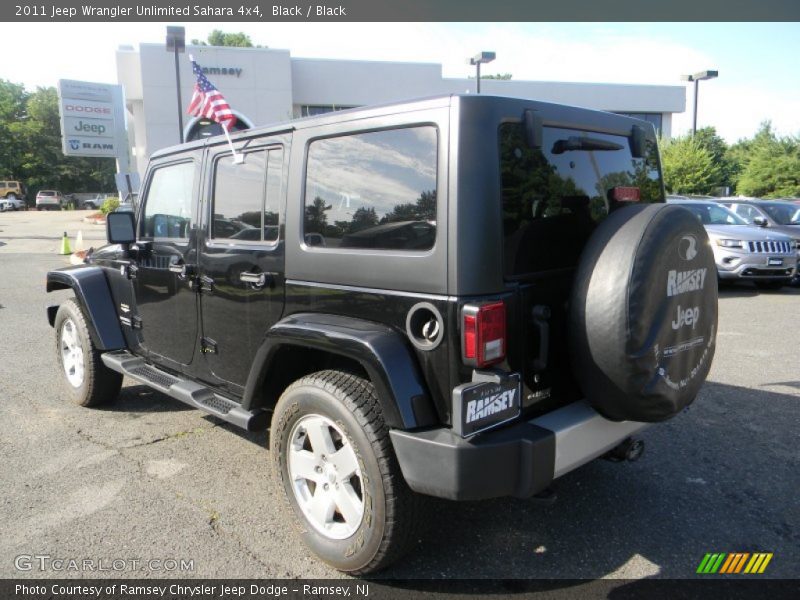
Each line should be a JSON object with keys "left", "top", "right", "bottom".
{"left": 679, "top": 234, "right": 699, "bottom": 261}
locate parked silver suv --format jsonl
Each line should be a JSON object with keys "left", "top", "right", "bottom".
{"left": 668, "top": 198, "right": 796, "bottom": 289}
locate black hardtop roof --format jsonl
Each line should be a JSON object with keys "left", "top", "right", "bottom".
{"left": 667, "top": 198, "right": 719, "bottom": 206}
{"left": 150, "top": 93, "right": 652, "bottom": 161}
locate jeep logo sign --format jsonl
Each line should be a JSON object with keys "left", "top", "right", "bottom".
{"left": 64, "top": 116, "right": 114, "bottom": 138}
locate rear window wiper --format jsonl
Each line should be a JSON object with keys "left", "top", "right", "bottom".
{"left": 551, "top": 136, "right": 624, "bottom": 154}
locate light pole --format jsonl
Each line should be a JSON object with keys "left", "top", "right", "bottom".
{"left": 469, "top": 51, "right": 496, "bottom": 94}
{"left": 166, "top": 26, "right": 186, "bottom": 143}
{"left": 681, "top": 70, "right": 718, "bottom": 136}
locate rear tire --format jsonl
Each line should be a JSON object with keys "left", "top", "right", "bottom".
{"left": 270, "top": 370, "right": 426, "bottom": 574}
{"left": 54, "top": 298, "right": 122, "bottom": 407}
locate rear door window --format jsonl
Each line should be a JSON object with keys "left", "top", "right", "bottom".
{"left": 211, "top": 147, "right": 283, "bottom": 243}
{"left": 499, "top": 123, "right": 663, "bottom": 277}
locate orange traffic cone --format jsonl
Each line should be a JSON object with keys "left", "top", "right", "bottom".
{"left": 74, "top": 230, "right": 84, "bottom": 252}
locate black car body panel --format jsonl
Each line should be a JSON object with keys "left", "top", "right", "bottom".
{"left": 46, "top": 94, "right": 682, "bottom": 503}
{"left": 46, "top": 266, "right": 126, "bottom": 350}
{"left": 244, "top": 312, "right": 437, "bottom": 430}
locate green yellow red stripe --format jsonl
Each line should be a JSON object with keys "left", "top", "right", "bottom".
{"left": 698, "top": 552, "right": 773, "bottom": 574}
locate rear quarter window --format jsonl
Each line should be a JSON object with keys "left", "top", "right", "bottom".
{"left": 500, "top": 122, "right": 663, "bottom": 277}
{"left": 304, "top": 126, "right": 438, "bottom": 251}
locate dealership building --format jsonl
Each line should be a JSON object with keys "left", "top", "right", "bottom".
{"left": 116, "top": 44, "right": 685, "bottom": 176}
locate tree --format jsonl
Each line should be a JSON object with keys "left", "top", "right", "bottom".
{"left": 0, "top": 80, "right": 29, "bottom": 181}
{"left": 191, "top": 30, "right": 261, "bottom": 48}
{"left": 694, "top": 126, "right": 733, "bottom": 191}
{"left": 349, "top": 206, "right": 378, "bottom": 232}
{"left": 659, "top": 135, "right": 721, "bottom": 195}
{"left": 0, "top": 83, "right": 116, "bottom": 200}
{"left": 726, "top": 121, "right": 777, "bottom": 193}
{"left": 736, "top": 133, "right": 800, "bottom": 198}
{"left": 304, "top": 197, "right": 330, "bottom": 233}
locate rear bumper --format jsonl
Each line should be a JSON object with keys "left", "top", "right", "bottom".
{"left": 389, "top": 400, "right": 648, "bottom": 501}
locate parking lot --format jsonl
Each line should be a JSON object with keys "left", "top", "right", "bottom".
{"left": 0, "top": 209, "right": 797, "bottom": 581}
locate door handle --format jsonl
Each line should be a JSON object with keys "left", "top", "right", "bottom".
{"left": 240, "top": 271, "right": 268, "bottom": 288}
{"left": 168, "top": 262, "right": 196, "bottom": 281}
{"left": 240, "top": 271, "right": 278, "bottom": 289}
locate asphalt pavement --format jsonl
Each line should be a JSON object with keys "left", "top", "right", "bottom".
{"left": 0, "top": 209, "right": 797, "bottom": 581}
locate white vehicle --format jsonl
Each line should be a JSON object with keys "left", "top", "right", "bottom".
{"left": 0, "top": 197, "right": 26, "bottom": 211}
{"left": 668, "top": 198, "right": 796, "bottom": 289}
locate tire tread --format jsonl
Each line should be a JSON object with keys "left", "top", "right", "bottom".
{"left": 54, "top": 298, "right": 122, "bottom": 407}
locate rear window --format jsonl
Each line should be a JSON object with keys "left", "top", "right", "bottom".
{"left": 40, "top": 191, "right": 56, "bottom": 197}
{"left": 500, "top": 122, "right": 663, "bottom": 277}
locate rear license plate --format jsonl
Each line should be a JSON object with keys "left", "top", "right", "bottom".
{"left": 452, "top": 374, "right": 521, "bottom": 437}
{"left": 767, "top": 257, "right": 784, "bottom": 266}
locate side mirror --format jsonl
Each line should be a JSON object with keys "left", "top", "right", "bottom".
{"left": 753, "top": 216, "right": 768, "bottom": 227}
{"left": 107, "top": 211, "right": 136, "bottom": 245}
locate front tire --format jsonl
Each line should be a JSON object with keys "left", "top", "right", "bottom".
{"left": 270, "top": 370, "right": 425, "bottom": 574}
{"left": 54, "top": 298, "right": 122, "bottom": 407}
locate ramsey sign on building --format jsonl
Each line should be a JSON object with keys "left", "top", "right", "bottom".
{"left": 57, "top": 79, "right": 127, "bottom": 161}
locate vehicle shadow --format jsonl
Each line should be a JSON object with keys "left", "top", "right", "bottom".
{"left": 203, "top": 416, "right": 269, "bottom": 448}
{"left": 101, "top": 382, "right": 270, "bottom": 446}
{"left": 718, "top": 282, "right": 800, "bottom": 297}
{"left": 100, "top": 383, "right": 194, "bottom": 413}
{"left": 368, "top": 380, "right": 798, "bottom": 582}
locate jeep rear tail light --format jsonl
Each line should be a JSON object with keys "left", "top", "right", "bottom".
{"left": 462, "top": 301, "right": 506, "bottom": 368}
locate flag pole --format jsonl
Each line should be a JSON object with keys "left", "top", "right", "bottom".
{"left": 222, "top": 126, "right": 243, "bottom": 164}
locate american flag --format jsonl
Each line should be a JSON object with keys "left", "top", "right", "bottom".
{"left": 187, "top": 58, "right": 237, "bottom": 132}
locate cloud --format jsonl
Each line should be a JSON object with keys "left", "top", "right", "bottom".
{"left": 2, "top": 22, "right": 797, "bottom": 143}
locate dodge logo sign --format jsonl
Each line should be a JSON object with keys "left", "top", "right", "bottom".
{"left": 68, "top": 139, "right": 80, "bottom": 150}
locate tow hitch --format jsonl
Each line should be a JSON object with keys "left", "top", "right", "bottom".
{"left": 603, "top": 437, "right": 645, "bottom": 462}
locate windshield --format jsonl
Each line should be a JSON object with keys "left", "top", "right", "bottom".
{"left": 761, "top": 203, "right": 800, "bottom": 225}
{"left": 677, "top": 203, "right": 748, "bottom": 226}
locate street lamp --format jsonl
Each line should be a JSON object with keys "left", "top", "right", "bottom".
{"left": 469, "top": 51, "right": 496, "bottom": 94}
{"left": 166, "top": 26, "right": 186, "bottom": 143}
{"left": 681, "top": 70, "right": 718, "bottom": 136}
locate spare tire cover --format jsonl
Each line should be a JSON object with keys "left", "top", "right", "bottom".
{"left": 569, "top": 203, "right": 718, "bottom": 422}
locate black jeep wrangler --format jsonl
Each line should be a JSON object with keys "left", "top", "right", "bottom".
{"left": 46, "top": 95, "right": 718, "bottom": 574}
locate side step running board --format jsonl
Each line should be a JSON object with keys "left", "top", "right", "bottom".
{"left": 101, "top": 350, "right": 269, "bottom": 432}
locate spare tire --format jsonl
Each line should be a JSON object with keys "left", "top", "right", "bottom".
{"left": 569, "top": 203, "right": 718, "bottom": 422}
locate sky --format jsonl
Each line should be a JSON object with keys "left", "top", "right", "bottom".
{"left": 0, "top": 22, "right": 798, "bottom": 143}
